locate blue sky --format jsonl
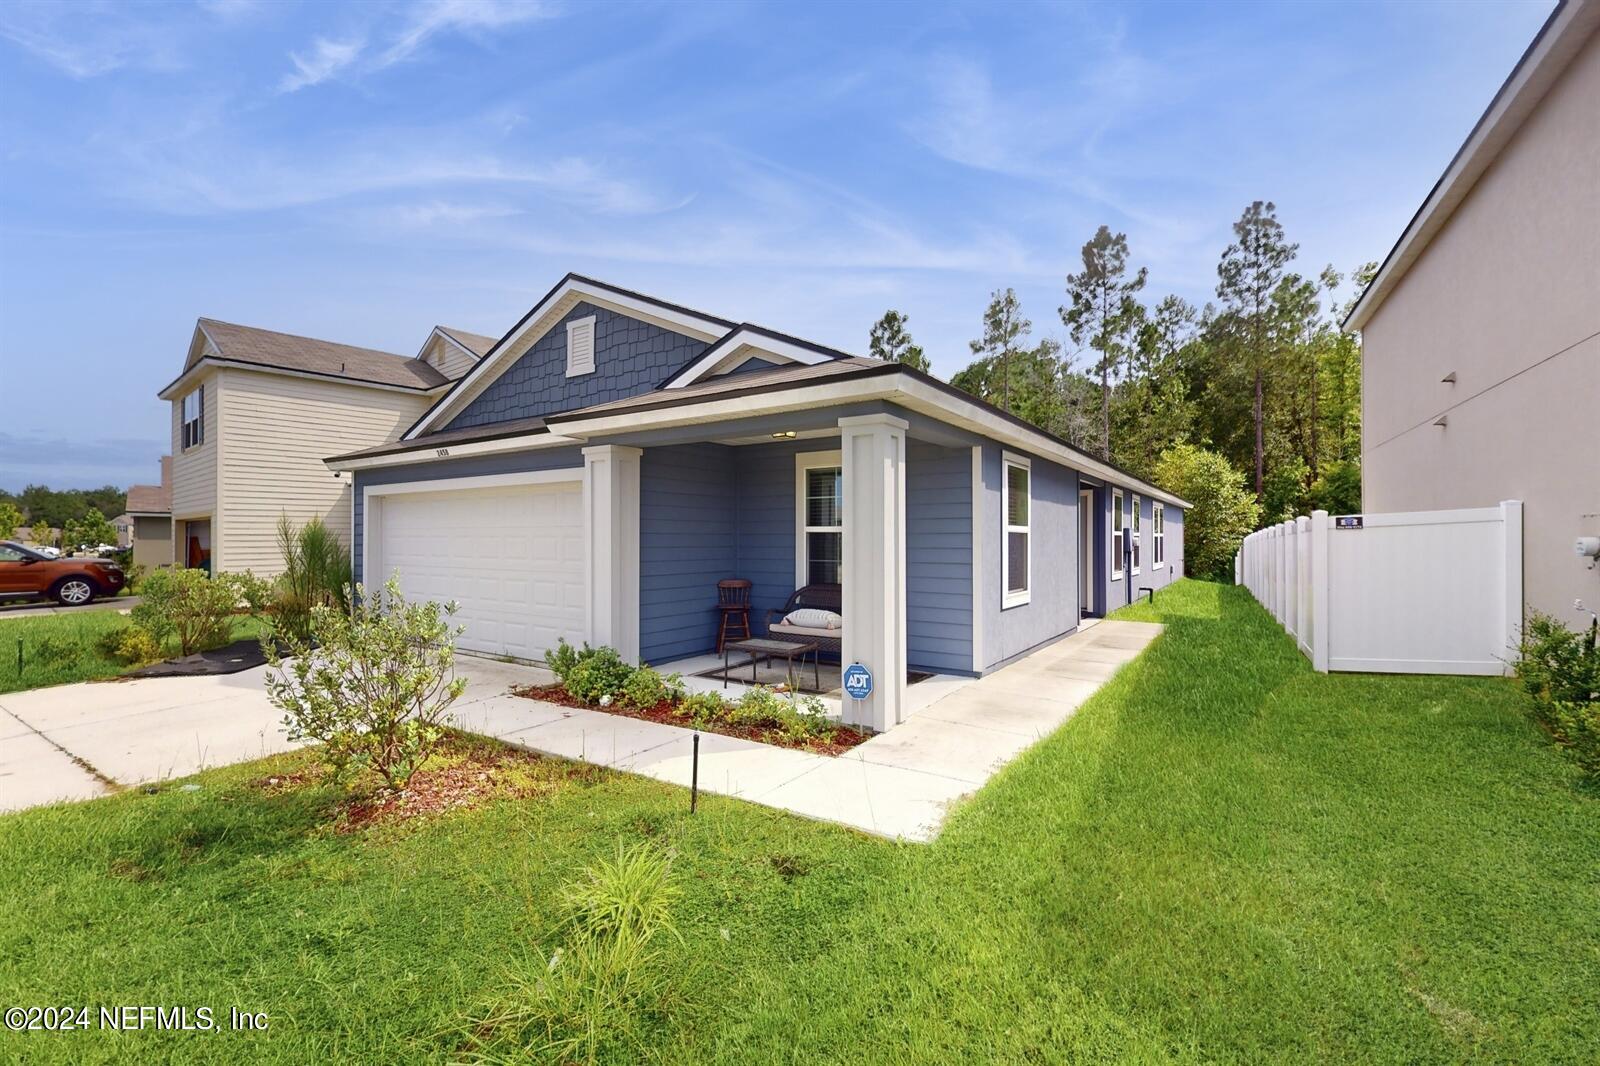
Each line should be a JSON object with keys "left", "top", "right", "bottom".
{"left": 0, "top": 0, "right": 1553, "bottom": 490}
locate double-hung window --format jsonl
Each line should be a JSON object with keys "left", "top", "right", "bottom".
{"left": 1132, "top": 494, "right": 1142, "bottom": 575}
{"left": 1153, "top": 505, "right": 1165, "bottom": 567}
{"left": 181, "top": 386, "right": 204, "bottom": 450}
{"left": 1003, "top": 455, "right": 1030, "bottom": 608}
{"left": 1111, "top": 487, "right": 1125, "bottom": 579}
{"left": 797, "top": 453, "right": 843, "bottom": 585}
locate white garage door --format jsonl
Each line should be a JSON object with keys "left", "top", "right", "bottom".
{"left": 374, "top": 483, "right": 586, "bottom": 660}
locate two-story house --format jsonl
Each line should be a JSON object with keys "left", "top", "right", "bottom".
{"left": 156, "top": 319, "right": 493, "bottom": 576}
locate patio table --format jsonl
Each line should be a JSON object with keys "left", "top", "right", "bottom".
{"left": 723, "top": 637, "right": 821, "bottom": 692}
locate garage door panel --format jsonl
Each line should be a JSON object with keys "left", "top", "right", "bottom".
{"left": 376, "top": 482, "right": 587, "bottom": 660}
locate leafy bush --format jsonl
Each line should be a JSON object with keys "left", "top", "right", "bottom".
{"left": 680, "top": 690, "right": 728, "bottom": 729}
{"left": 99, "top": 625, "right": 162, "bottom": 666}
{"left": 132, "top": 568, "right": 262, "bottom": 656}
{"left": 1154, "top": 443, "right": 1261, "bottom": 581}
{"left": 273, "top": 514, "right": 352, "bottom": 641}
{"left": 1310, "top": 460, "right": 1362, "bottom": 516}
{"left": 728, "top": 685, "right": 791, "bottom": 727}
{"left": 621, "top": 667, "right": 672, "bottom": 709}
{"left": 544, "top": 637, "right": 595, "bottom": 685}
{"left": 1516, "top": 612, "right": 1600, "bottom": 779}
{"left": 563, "top": 647, "right": 635, "bottom": 705}
{"left": 472, "top": 842, "right": 681, "bottom": 1064}
{"left": 264, "top": 574, "right": 467, "bottom": 791}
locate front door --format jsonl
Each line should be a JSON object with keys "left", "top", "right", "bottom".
{"left": 1079, "top": 488, "right": 1095, "bottom": 616}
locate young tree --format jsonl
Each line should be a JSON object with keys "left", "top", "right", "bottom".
{"left": 968, "top": 288, "right": 1030, "bottom": 413}
{"left": 1154, "top": 444, "right": 1261, "bottom": 581}
{"left": 1061, "top": 225, "right": 1148, "bottom": 461}
{"left": 867, "top": 310, "right": 931, "bottom": 372}
{"left": 1216, "top": 201, "right": 1298, "bottom": 498}
{"left": 0, "top": 501, "right": 22, "bottom": 541}
{"left": 30, "top": 520, "right": 52, "bottom": 547}
{"left": 63, "top": 508, "right": 117, "bottom": 552}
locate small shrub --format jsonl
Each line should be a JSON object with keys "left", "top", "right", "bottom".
{"left": 272, "top": 514, "right": 352, "bottom": 641}
{"left": 112, "top": 626, "right": 163, "bottom": 666}
{"left": 621, "top": 667, "right": 669, "bottom": 709}
{"left": 30, "top": 634, "right": 81, "bottom": 669}
{"left": 133, "top": 568, "right": 259, "bottom": 656}
{"left": 728, "top": 685, "right": 790, "bottom": 727}
{"left": 1516, "top": 612, "right": 1600, "bottom": 778}
{"left": 563, "top": 647, "right": 634, "bottom": 705}
{"left": 264, "top": 574, "right": 467, "bottom": 791}
{"left": 544, "top": 638, "right": 594, "bottom": 684}
{"left": 680, "top": 690, "right": 728, "bottom": 729}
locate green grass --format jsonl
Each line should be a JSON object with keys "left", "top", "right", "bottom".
{"left": 0, "top": 612, "right": 267, "bottom": 694}
{"left": 1, "top": 580, "right": 1595, "bottom": 1063}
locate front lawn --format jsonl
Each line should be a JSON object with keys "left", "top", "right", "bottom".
{"left": 0, "top": 612, "right": 266, "bottom": 695}
{"left": 2, "top": 579, "right": 1595, "bottom": 1062}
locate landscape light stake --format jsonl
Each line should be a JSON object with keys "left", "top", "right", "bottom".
{"left": 691, "top": 732, "right": 700, "bottom": 814}
{"left": 16, "top": 638, "right": 21, "bottom": 676}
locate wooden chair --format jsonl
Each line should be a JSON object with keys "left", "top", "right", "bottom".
{"left": 715, "top": 579, "right": 753, "bottom": 654}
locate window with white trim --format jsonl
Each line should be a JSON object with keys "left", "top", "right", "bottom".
{"left": 798, "top": 455, "right": 843, "bottom": 585}
{"left": 181, "top": 386, "right": 204, "bottom": 450}
{"left": 1003, "top": 456, "right": 1030, "bottom": 607}
{"left": 565, "top": 315, "right": 596, "bottom": 377}
{"left": 1111, "top": 487, "right": 1125, "bottom": 579}
{"left": 1132, "top": 494, "right": 1142, "bottom": 575}
{"left": 1153, "top": 505, "right": 1165, "bottom": 567}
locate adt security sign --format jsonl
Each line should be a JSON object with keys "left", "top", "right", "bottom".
{"left": 842, "top": 662, "right": 874, "bottom": 701}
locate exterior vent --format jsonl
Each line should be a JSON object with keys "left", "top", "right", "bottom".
{"left": 566, "top": 316, "right": 596, "bottom": 377}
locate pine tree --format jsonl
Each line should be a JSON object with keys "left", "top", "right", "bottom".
{"left": 867, "top": 310, "right": 931, "bottom": 372}
{"left": 1061, "top": 225, "right": 1147, "bottom": 461}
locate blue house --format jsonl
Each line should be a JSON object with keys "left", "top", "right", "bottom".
{"left": 327, "top": 275, "right": 1187, "bottom": 732}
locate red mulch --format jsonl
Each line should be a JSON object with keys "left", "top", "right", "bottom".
{"left": 511, "top": 684, "right": 870, "bottom": 756}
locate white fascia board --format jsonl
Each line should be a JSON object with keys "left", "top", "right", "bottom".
{"left": 661, "top": 329, "right": 838, "bottom": 389}
{"left": 413, "top": 326, "right": 483, "bottom": 365}
{"left": 405, "top": 278, "right": 731, "bottom": 440}
{"left": 158, "top": 358, "right": 435, "bottom": 400}
{"left": 325, "top": 431, "right": 581, "bottom": 473}
{"left": 1344, "top": 0, "right": 1600, "bottom": 332}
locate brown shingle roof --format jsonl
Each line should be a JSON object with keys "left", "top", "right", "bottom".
{"left": 125, "top": 482, "right": 170, "bottom": 515}
{"left": 196, "top": 318, "right": 448, "bottom": 390}
{"left": 436, "top": 325, "right": 498, "bottom": 357}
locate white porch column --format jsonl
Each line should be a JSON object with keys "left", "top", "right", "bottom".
{"left": 582, "top": 445, "right": 642, "bottom": 663}
{"left": 838, "top": 414, "right": 908, "bottom": 733}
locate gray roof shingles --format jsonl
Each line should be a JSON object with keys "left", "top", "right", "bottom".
{"left": 196, "top": 318, "right": 449, "bottom": 390}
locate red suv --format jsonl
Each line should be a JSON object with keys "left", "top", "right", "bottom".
{"left": 0, "top": 541, "right": 126, "bottom": 606}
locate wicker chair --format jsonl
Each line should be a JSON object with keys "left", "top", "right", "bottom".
{"left": 765, "top": 583, "right": 843, "bottom": 658}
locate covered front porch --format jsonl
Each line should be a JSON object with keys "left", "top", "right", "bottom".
{"left": 582, "top": 406, "right": 984, "bottom": 732}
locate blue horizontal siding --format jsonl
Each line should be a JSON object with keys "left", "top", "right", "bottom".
{"left": 907, "top": 439, "right": 973, "bottom": 674}
{"left": 639, "top": 444, "right": 736, "bottom": 662}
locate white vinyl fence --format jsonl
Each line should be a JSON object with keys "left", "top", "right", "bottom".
{"left": 1234, "top": 501, "right": 1522, "bottom": 676}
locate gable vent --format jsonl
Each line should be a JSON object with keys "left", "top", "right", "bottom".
{"left": 565, "top": 315, "right": 596, "bottom": 377}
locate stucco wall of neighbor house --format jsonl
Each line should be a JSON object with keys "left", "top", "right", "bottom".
{"left": 977, "top": 444, "right": 1079, "bottom": 670}
{"left": 445, "top": 302, "right": 708, "bottom": 431}
{"left": 351, "top": 446, "right": 587, "bottom": 585}
{"left": 1360, "top": 27, "right": 1600, "bottom": 627}
{"left": 639, "top": 443, "right": 737, "bottom": 663}
{"left": 131, "top": 516, "right": 173, "bottom": 569}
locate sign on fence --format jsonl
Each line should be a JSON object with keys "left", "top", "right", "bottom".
{"left": 1234, "top": 502, "right": 1522, "bottom": 676}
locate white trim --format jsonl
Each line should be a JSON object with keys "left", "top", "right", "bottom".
{"left": 325, "top": 431, "right": 581, "bottom": 472}
{"left": 359, "top": 467, "right": 586, "bottom": 615}
{"left": 546, "top": 371, "right": 1189, "bottom": 509}
{"left": 838, "top": 413, "right": 907, "bottom": 731}
{"left": 1001, "top": 450, "right": 1031, "bottom": 609}
{"left": 414, "top": 326, "right": 485, "bottom": 366}
{"left": 1343, "top": 1, "right": 1600, "bottom": 331}
{"left": 1111, "top": 487, "right": 1125, "bottom": 580}
{"left": 1152, "top": 502, "right": 1166, "bottom": 568}
{"left": 1078, "top": 486, "right": 1096, "bottom": 617}
{"left": 794, "top": 448, "right": 844, "bottom": 589}
{"left": 405, "top": 277, "right": 730, "bottom": 439}
{"left": 1131, "top": 493, "right": 1142, "bottom": 576}
{"left": 662, "top": 327, "right": 841, "bottom": 390}
{"left": 971, "top": 446, "right": 986, "bottom": 673}
{"left": 582, "top": 445, "right": 642, "bottom": 663}
{"left": 565, "top": 315, "right": 596, "bottom": 377}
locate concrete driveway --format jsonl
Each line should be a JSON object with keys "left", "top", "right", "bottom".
{"left": 0, "top": 657, "right": 548, "bottom": 813}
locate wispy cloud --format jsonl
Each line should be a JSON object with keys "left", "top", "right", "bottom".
{"left": 0, "top": 1, "right": 186, "bottom": 78}
{"left": 280, "top": 36, "right": 366, "bottom": 92}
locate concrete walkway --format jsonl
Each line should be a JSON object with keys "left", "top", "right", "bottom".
{"left": 0, "top": 622, "right": 1161, "bottom": 839}
{"left": 0, "top": 596, "right": 139, "bottom": 619}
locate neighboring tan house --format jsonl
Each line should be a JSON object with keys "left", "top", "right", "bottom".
{"left": 124, "top": 456, "right": 174, "bottom": 569}
{"left": 1346, "top": 0, "right": 1600, "bottom": 630}
{"left": 325, "top": 273, "right": 1189, "bottom": 733}
{"left": 156, "top": 319, "right": 493, "bottom": 576}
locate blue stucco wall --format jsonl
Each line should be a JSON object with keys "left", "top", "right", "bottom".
{"left": 351, "top": 447, "right": 586, "bottom": 585}
{"left": 906, "top": 440, "right": 973, "bottom": 674}
{"left": 446, "top": 302, "right": 707, "bottom": 430}
{"left": 639, "top": 444, "right": 737, "bottom": 662}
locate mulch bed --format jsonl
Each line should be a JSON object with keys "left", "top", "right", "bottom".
{"left": 511, "top": 684, "right": 871, "bottom": 757}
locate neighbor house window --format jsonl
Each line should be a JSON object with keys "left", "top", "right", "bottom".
{"left": 1003, "top": 455, "right": 1030, "bottom": 608}
{"left": 181, "top": 386, "right": 204, "bottom": 449}
{"left": 1111, "top": 487, "right": 1125, "bottom": 579}
{"left": 565, "top": 315, "right": 596, "bottom": 377}
{"left": 1153, "top": 505, "right": 1165, "bottom": 567}
{"left": 796, "top": 452, "right": 843, "bottom": 586}
{"left": 1132, "top": 494, "right": 1142, "bottom": 575}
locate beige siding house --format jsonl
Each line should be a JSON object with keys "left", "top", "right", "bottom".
{"left": 1347, "top": 0, "right": 1600, "bottom": 629}
{"left": 125, "top": 457, "right": 174, "bottom": 570}
{"left": 157, "top": 318, "right": 491, "bottom": 577}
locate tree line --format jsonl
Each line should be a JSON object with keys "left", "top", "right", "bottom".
{"left": 869, "top": 201, "right": 1374, "bottom": 575}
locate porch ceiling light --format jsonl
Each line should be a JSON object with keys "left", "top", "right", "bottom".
{"left": 771, "top": 430, "right": 797, "bottom": 439}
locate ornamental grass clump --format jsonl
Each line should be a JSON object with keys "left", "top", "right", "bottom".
{"left": 265, "top": 574, "right": 466, "bottom": 792}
